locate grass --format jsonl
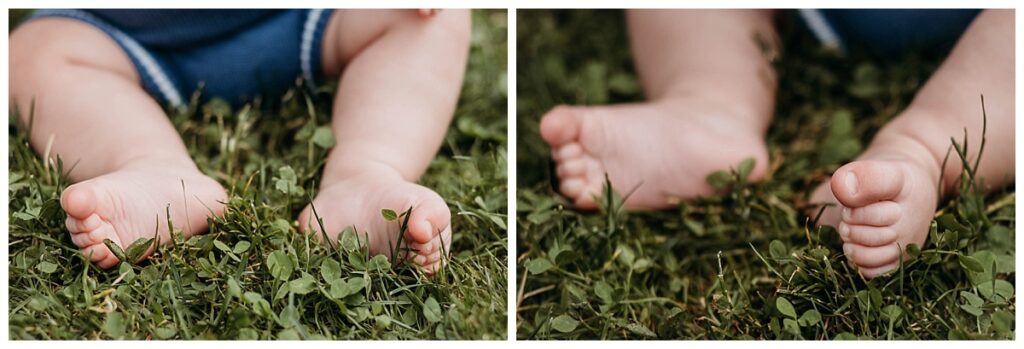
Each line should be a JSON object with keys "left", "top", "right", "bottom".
{"left": 8, "top": 9, "right": 507, "bottom": 340}
{"left": 516, "top": 10, "right": 1014, "bottom": 340}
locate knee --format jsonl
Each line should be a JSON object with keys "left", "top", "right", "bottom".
{"left": 430, "top": 9, "right": 472, "bottom": 46}
{"left": 385, "top": 9, "right": 471, "bottom": 46}
{"left": 324, "top": 10, "right": 472, "bottom": 75}
{"left": 9, "top": 20, "right": 66, "bottom": 110}
{"left": 10, "top": 19, "right": 138, "bottom": 116}
{"left": 10, "top": 21, "right": 60, "bottom": 81}
{"left": 10, "top": 19, "right": 136, "bottom": 90}
{"left": 11, "top": 20, "right": 103, "bottom": 86}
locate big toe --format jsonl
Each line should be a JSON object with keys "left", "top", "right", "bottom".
{"left": 61, "top": 183, "right": 98, "bottom": 219}
{"left": 407, "top": 195, "right": 451, "bottom": 244}
{"left": 539, "top": 105, "right": 581, "bottom": 146}
{"left": 830, "top": 160, "right": 904, "bottom": 208}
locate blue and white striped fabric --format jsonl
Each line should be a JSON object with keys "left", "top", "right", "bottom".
{"left": 29, "top": 9, "right": 335, "bottom": 108}
{"left": 798, "top": 9, "right": 980, "bottom": 56}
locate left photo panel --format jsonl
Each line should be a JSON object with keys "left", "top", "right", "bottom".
{"left": 8, "top": 8, "right": 507, "bottom": 339}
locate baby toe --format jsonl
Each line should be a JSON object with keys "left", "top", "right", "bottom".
{"left": 429, "top": 252, "right": 443, "bottom": 264}
{"left": 837, "top": 222, "right": 850, "bottom": 241}
{"left": 81, "top": 214, "right": 103, "bottom": 230}
{"left": 405, "top": 224, "right": 448, "bottom": 261}
{"left": 410, "top": 239, "right": 439, "bottom": 255}
{"left": 842, "top": 223, "right": 899, "bottom": 247}
{"left": 413, "top": 248, "right": 442, "bottom": 264}
{"left": 553, "top": 143, "right": 583, "bottom": 161}
{"left": 419, "top": 260, "right": 443, "bottom": 275}
{"left": 844, "top": 243, "right": 903, "bottom": 268}
{"left": 66, "top": 216, "right": 82, "bottom": 233}
{"left": 97, "top": 253, "right": 120, "bottom": 269}
{"left": 857, "top": 261, "right": 900, "bottom": 279}
{"left": 842, "top": 201, "right": 901, "bottom": 226}
{"left": 409, "top": 253, "right": 423, "bottom": 264}
{"left": 70, "top": 230, "right": 98, "bottom": 247}
{"left": 81, "top": 243, "right": 115, "bottom": 265}
{"left": 560, "top": 178, "right": 586, "bottom": 198}
{"left": 72, "top": 223, "right": 116, "bottom": 249}
{"left": 572, "top": 181, "right": 604, "bottom": 209}
{"left": 67, "top": 214, "right": 104, "bottom": 233}
{"left": 556, "top": 158, "right": 587, "bottom": 179}
{"left": 412, "top": 252, "right": 440, "bottom": 266}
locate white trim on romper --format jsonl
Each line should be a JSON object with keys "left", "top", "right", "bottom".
{"left": 36, "top": 9, "right": 186, "bottom": 107}
{"left": 300, "top": 9, "right": 325, "bottom": 91}
{"left": 34, "top": 9, "right": 185, "bottom": 108}
{"left": 113, "top": 33, "right": 185, "bottom": 108}
{"left": 798, "top": 9, "right": 844, "bottom": 52}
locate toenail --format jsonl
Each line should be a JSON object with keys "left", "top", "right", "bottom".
{"left": 557, "top": 144, "right": 581, "bottom": 159}
{"left": 838, "top": 222, "right": 850, "bottom": 240}
{"left": 416, "top": 242, "right": 435, "bottom": 254}
{"left": 561, "top": 180, "right": 584, "bottom": 196}
{"left": 845, "top": 172, "right": 858, "bottom": 195}
{"left": 842, "top": 244, "right": 854, "bottom": 259}
{"left": 65, "top": 218, "right": 78, "bottom": 232}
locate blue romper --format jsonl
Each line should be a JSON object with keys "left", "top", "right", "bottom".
{"left": 798, "top": 9, "right": 980, "bottom": 56}
{"left": 29, "top": 9, "right": 336, "bottom": 108}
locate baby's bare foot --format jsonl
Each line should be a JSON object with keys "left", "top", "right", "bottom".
{"left": 811, "top": 134, "right": 941, "bottom": 278}
{"left": 61, "top": 164, "right": 227, "bottom": 268}
{"left": 298, "top": 172, "right": 452, "bottom": 274}
{"left": 539, "top": 99, "right": 769, "bottom": 209}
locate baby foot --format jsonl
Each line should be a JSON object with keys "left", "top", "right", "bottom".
{"left": 297, "top": 172, "right": 452, "bottom": 274}
{"left": 539, "top": 99, "right": 769, "bottom": 209}
{"left": 811, "top": 158, "right": 939, "bottom": 278}
{"left": 61, "top": 165, "right": 227, "bottom": 268}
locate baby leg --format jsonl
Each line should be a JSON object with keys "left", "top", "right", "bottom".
{"left": 811, "top": 9, "right": 1014, "bottom": 278}
{"left": 298, "top": 10, "right": 471, "bottom": 273}
{"left": 539, "top": 10, "right": 778, "bottom": 209}
{"left": 10, "top": 18, "right": 226, "bottom": 268}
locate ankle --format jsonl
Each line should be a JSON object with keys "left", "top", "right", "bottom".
{"left": 112, "top": 154, "right": 199, "bottom": 174}
{"left": 320, "top": 160, "right": 406, "bottom": 188}
{"left": 653, "top": 93, "right": 771, "bottom": 136}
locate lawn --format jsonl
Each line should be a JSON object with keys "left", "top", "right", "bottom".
{"left": 516, "top": 10, "right": 1014, "bottom": 340}
{"left": 8, "top": 9, "right": 508, "bottom": 340}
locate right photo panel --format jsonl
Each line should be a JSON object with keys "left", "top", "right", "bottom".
{"left": 517, "top": 9, "right": 1015, "bottom": 340}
